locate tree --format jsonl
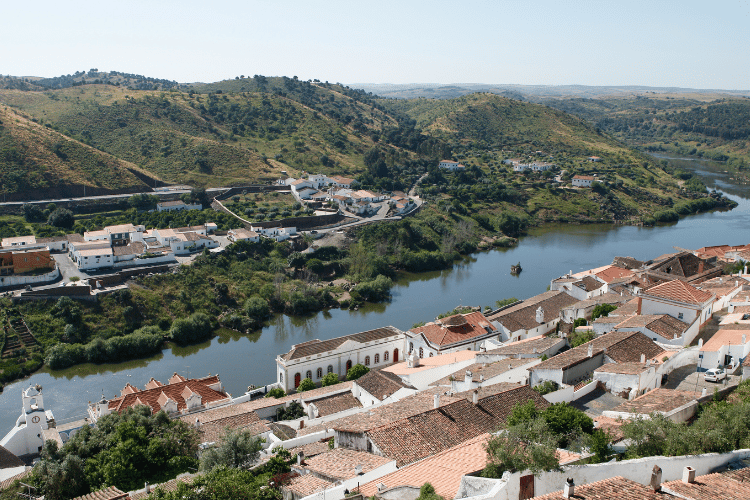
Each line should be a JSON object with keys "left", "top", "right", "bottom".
{"left": 507, "top": 401, "right": 539, "bottom": 427}
{"left": 23, "top": 203, "right": 44, "bottom": 222}
{"left": 287, "top": 252, "right": 305, "bottom": 271}
{"left": 321, "top": 372, "right": 339, "bottom": 387}
{"left": 590, "top": 429, "right": 612, "bottom": 463}
{"left": 541, "top": 403, "right": 594, "bottom": 447}
{"left": 569, "top": 329, "right": 594, "bottom": 347}
{"left": 592, "top": 304, "right": 617, "bottom": 321}
{"left": 416, "top": 483, "right": 445, "bottom": 500}
{"left": 296, "top": 377, "right": 315, "bottom": 392}
{"left": 277, "top": 401, "right": 304, "bottom": 420}
{"left": 170, "top": 312, "right": 212, "bottom": 345}
{"left": 47, "top": 208, "right": 75, "bottom": 229}
{"left": 483, "top": 418, "right": 560, "bottom": 477}
{"left": 244, "top": 296, "right": 270, "bottom": 321}
{"left": 264, "top": 387, "right": 285, "bottom": 398}
{"left": 346, "top": 363, "right": 369, "bottom": 381}
{"left": 199, "top": 428, "right": 263, "bottom": 471}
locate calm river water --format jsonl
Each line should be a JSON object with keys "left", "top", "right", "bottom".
{"left": 0, "top": 155, "right": 747, "bottom": 430}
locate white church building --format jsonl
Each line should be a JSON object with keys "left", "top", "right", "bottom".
{"left": 0, "top": 385, "right": 54, "bottom": 457}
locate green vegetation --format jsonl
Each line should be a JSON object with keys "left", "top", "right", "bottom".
{"left": 495, "top": 297, "right": 519, "bottom": 308}
{"left": 199, "top": 428, "right": 264, "bottom": 471}
{"left": 416, "top": 483, "right": 445, "bottom": 500}
{"left": 346, "top": 363, "right": 369, "bottom": 381}
{"left": 30, "top": 407, "right": 199, "bottom": 499}
{"left": 296, "top": 377, "right": 316, "bottom": 392}
{"left": 569, "top": 329, "right": 595, "bottom": 347}
{"left": 591, "top": 304, "right": 617, "bottom": 321}
{"left": 532, "top": 380, "right": 559, "bottom": 396}
{"left": 276, "top": 401, "right": 304, "bottom": 420}
{"left": 264, "top": 387, "right": 286, "bottom": 398}
{"left": 321, "top": 372, "right": 340, "bottom": 386}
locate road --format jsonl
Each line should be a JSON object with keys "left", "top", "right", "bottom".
{"left": 0, "top": 186, "right": 229, "bottom": 207}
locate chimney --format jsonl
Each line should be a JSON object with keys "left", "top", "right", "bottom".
{"left": 698, "top": 262, "right": 704, "bottom": 273}
{"left": 355, "top": 464, "right": 363, "bottom": 475}
{"left": 650, "top": 465, "right": 662, "bottom": 492}
{"left": 195, "top": 418, "right": 201, "bottom": 428}
{"left": 702, "top": 388, "right": 707, "bottom": 397}
{"left": 587, "top": 344, "right": 594, "bottom": 358}
{"left": 377, "top": 483, "right": 387, "bottom": 493}
{"left": 698, "top": 338, "right": 704, "bottom": 348}
{"left": 434, "top": 394, "right": 440, "bottom": 408}
{"left": 744, "top": 265, "right": 747, "bottom": 275}
{"left": 536, "top": 306, "right": 545, "bottom": 324}
{"left": 563, "top": 478, "right": 575, "bottom": 498}
{"left": 646, "top": 359, "right": 651, "bottom": 367}
{"left": 743, "top": 334, "right": 747, "bottom": 344}
{"left": 464, "top": 370, "right": 473, "bottom": 384}
{"left": 297, "top": 451, "right": 304, "bottom": 465}
{"left": 682, "top": 466, "right": 696, "bottom": 484}
{"left": 479, "top": 374, "right": 484, "bottom": 383}
{"left": 145, "top": 482, "right": 150, "bottom": 494}
{"left": 472, "top": 390, "right": 479, "bottom": 404}
{"left": 640, "top": 354, "right": 646, "bottom": 363}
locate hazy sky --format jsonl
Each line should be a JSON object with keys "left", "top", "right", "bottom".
{"left": 2, "top": 0, "right": 748, "bottom": 89}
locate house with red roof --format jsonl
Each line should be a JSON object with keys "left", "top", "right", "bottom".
{"left": 405, "top": 311, "right": 497, "bottom": 358}
{"left": 88, "top": 373, "right": 231, "bottom": 422}
{"left": 639, "top": 280, "right": 715, "bottom": 328}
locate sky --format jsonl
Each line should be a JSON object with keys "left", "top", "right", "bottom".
{"left": 2, "top": 0, "right": 748, "bottom": 90}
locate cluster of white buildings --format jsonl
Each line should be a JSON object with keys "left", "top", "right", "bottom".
{"left": 283, "top": 172, "right": 402, "bottom": 215}
{"left": 227, "top": 225, "right": 298, "bottom": 243}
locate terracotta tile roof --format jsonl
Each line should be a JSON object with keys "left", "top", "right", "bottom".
{"left": 330, "top": 390, "right": 462, "bottom": 433}
{"left": 574, "top": 175, "right": 596, "bottom": 181}
{"left": 531, "top": 476, "right": 664, "bottom": 499}
{"left": 365, "top": 399, "right": 496, "bottom": 466}
{"left": 594, "top": 415, "right": 625, "bottom": 442}
{"left": 612, "top": 256, "right": 644, "bottom": 270}
{"left": 612, "top": 388, "right": 700, "bottom": 415}
{"left": 410, "top": 311, "right": 495, "bottom": 347}
{"left": 307, "top": 392, "right": 362, "bottom": 417}
{"left": 107, "top": 375, "right": 228, "bottom": 415}
{"left": 288, "top": 440, "right": 332, "bottom": 459}
{"left": 642, "top": 279, "right": 715, "bottom": 305}
{"left": 455, "top": 382, "right": 527, "bottom": 400}
{"left": 594, "top": 265, "right": 634, "bottom": 283}
{"left": 609, "top": 297, "right": 641, "bottom": 316}
{"left": 128, "top": 474, "right": 196, "bottom": 500}
{"left": 473, "top": 385, "right": 550, "bottom": 425}
{"left": 71, "top": 486, "right": 128, "bottom": 500}
{"left": 531, "top": 331, "right": 663, "bottom": 372}
{"left": 329, "top": 175, "right": 355, "bottom": 185}
{"left": 722, "top": 465, "right": 750, "bottom": 482}
{"left": 487, "top": 291, "right": 578, "bottom": 332}
{"left": 358, "top": 433, "right": 491, "bottom": 498}
{"left": 197, "top": 411, "right": 270, "bottom": 444}
{"left": 0, "top": 470, "right": 30, "bottom": 490}
{"left": 615, "top": 314, "right": 690, "bottom": 340}
{"left": 484, "top": 336, "right": 563, "bottom": 356}
{"left": 282, "top": 326, "right": 402, "bottom": 360}
{"left": 355, "top": 369, "right": 415, "bottom": 401}
{"left": 574, "top": 275, "right": 605, "bottom": 292}
{"left": 0, "top": 445, "right": 24, "bottom": 469}
{"left": 298, "top": 448, "right": 392, "bottom": 481}
{"left": 662, "top": 470, "right": 750, "bottom": 499}
{"left": 432, "top": 359, "right": 531, "bottom": 386}
{"left": 701, "top": 328, "right": 750, "bottom": 352}
{"left": 286, "top": 474, "right": 333, "bottom": 497}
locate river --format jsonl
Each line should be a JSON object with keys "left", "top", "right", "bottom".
{"left": 1, "top": 155, "right": 748, "bottom": 431}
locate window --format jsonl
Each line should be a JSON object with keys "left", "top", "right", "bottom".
{"left": 429, "top": 352, "right": 433, "bottom": 357}
{"left": 419, "top": 347, "right": 424, "bottom": 358}
{"left": 678, "top": 312, "right": 684, "bottom": 320}
{"left": 365, "top": 356, "right": 370, "bottom": 366}
{"left": 374, "top": 354, "right": 380, "bottom": 364}
{"left": 409, "top": 342, "right": 414, "bottom": 353}
{"left": 384, "top": 351, "right": 389, "bottom": 362}
{"left": 280, "top": 373, "right": 283, "bottom": 383}
{"left": 327, "top": 365, "right": 333, "bottom": 373}
{"left": 306, "top": 370, "right": 312, "bottom": 380}
{"left": 317, "top": 367, "right": 323, "bottom": 379}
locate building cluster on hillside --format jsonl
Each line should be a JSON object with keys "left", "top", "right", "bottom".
{"left": 5, "top": 242, "right": 750, "bottom": 500}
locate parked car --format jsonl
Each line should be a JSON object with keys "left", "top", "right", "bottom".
{"left": 704, "top": 368, "right": 727, "bottom": 382}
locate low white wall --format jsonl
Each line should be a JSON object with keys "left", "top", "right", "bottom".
{"left": 572, "top": 380, "right": 598, "bottom": 401}
{"left": 493, "top": 449, "right": 750, "bottom": 500}
{"left": 542, "top": 384, "right": 574, "bottom": 404}
{"left": 113, "top": 255, "right": 176, "bottom": 268}
{"left": 260, "top": 429, "right": 334, "bottom": 459}
{"left": 602, "top": 397, "right": 699, "bottom": 423}
{"left": 657, "top": 346, "right": 700, "bottom": 376}
{"left": 0, "top": 267, "right": 59, "bottom": 287}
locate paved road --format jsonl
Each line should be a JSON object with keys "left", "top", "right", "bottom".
{"left": 662, "top": 363, "right": 741, "bottom": 393}
{"left": 0, "top": 186, "right": 229, "bottom": 207}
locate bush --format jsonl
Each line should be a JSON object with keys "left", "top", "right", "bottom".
{"left": 47, "top": 208, "right": 75, "bottom": 229}
{"left": 265, "top": 388, "right": 285, "bottom": 398}
{"left": 277, "top": 401, "right": 304, "bottom": 420}
{"left": 244, "top": 295, "right": 270, "bottom": 321}
{"left": 346, "top": 363, "right": 369, "bottom": 381}
{"left": 569, "top": 329, "right": 595, "bottom": 347}
{"left": 353, "top": 275, "right": 392, "bottom": 302}
{"left": 296, "top": 377, "right": 316, "bottom": 392}
{"left": 321, "top": 372, "right": 339, "bottom": 387}
{"left": 591, "top": 304, "right": 617, "bottom": 321}
{"left": 533, "top": 380, "right": 559, "bottom": 396}
{"left": 169, "top": 312, "right": 212, "bottom": 345}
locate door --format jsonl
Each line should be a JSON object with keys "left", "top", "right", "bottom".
{"left": 294, "top": 373, "right": 301, "bottom": 388}
{"left": 393, "top": 349, "right": 399, "bottom": 363}
{"left": 519, "top": 474, "right": 534, "bottom": 500}
{"left": 346, "top": 360, "right": 353, "bottom": 372}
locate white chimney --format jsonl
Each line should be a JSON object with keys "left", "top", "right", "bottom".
{"left": 145, "top": 482, "right": 150, "bottom": 494}
{"left": 587, "top": 344, "right": 594, "bottom": 358}
{"left": 744, "top": 265, "right": 747, "bottom": 275}
{"left": 377, "top": 483, "right": 387, "bottom": 493}
{"left": 702, "top": 388, "right": 707, "bottom": 397}
{"left": 355, "top": 464, "right": 363, "bottom": 475}
{"left": 536, "top": 306, "right": 545, "bottom": 324}
{"left": 640, "top": 354, "right": 646, "bottom": 363}
{"left": 297, "top": 451, "right": 305, "bottom": 465}
{"left": 472, "top": 390, "right": 479, "bottom": 405}
{"left": 682, "top": 466, "right": 696, "bottom": 484}
{"left": 743, "top": 335, "right": 747, "bottom": 344}
{"left": 464, "top": 370, "right": 473, "bottom": 384}
{"left": 563, "top": 478, "right": 575, "bottom": 498}
{"left": 650, "top": 465, "right": 662, "bottom": 492}
{"left": 698, "top": 338, "right": 704, "bottom": 348}
{"left": 479, "top": 374, "right": 484, "bottom": 382}
{"left": 646, "top": 359, "right": 651, "bottom": 367}
{"left": 434, "top": 394, "right": 440, "bottom": 408}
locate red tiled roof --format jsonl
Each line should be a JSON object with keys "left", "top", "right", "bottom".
{"left": 298, "top": 448, "right": 392, "bottom": 481}
{"left": 472, "top": 385, "right": 550, "bottom": 425}
{"left": 197, "top": 411, "right": 270, "bottom": 444}
{"left": 615, "top": 314, "right": 690, "bottom": 340}
{"left": 531, "top": 476, "right": 664, "bottom": 499}
{"left": 662, "top": 469, "right": 750, "bottom": 499}
{"left": 358, "top": 433, "right": 491, "bottom": 498}
{"left": 107, "top": 375, "right": 228, "bottom": 414}
{"left": 307, "top": 392, "right": 362, "bottom": 417}
{"left": 286, "top": 474, "right": 333, "bottom": 497}
{"left": 355, "top": 369, "right": 415, "bottom": 401}
{"left": 641, "top": 280, "right": 714, "bottom": 305}
{"left": 282, "top": 327, "right": 402, "bottom": 360}
{"left": 410, "top": 311, "right": 495, "bottom": 347}
{"left": 71, "top": 487, "right": 128, "bottom": 500}
{"left": 595, "top": 265, "right": 634, "bottom": 283}
{"left": 612, "top": 388, "right": 700, "bottom": 414}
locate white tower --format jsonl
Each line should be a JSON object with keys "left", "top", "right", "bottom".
{"left": 0, "top": 384, "right": 52, "bottom": 456}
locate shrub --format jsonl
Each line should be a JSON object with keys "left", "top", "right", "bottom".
{"left": 296, "top": 377, "right": 316, "bottom": 392}
{"left": 265, "top": 388, "right": 285, "bottom": 399}
{"left": 346, "top": 363, "right": 369, "bottom": 381}
{"left": 169, "top": 312, "right": 212, "bottom": 345}
{"left": 244, "top": 295, "right": 270, "bottom": 321}
{"left": 321, "top": 372, "right": 339, "bottom": 387}
{"left": 533, "top": 380, "right": 559, "bottom": 396}
{"left": 47, "top": 208, "right": 75, "bottom": 229}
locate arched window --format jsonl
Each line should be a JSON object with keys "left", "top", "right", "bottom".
{"left": 280, "top": 373, "right": 284, "bottom": 383}
{"left": 374, "top": 353, "right": 380, "bottom": 364}
{"left": 365, "top": 356, "right": 370, "bottom": 366}
{"left": 429, "top": 352, "right": 434, "bottom": 357}
{"left": 384, "top": 351, "right": 389, "bottom": 362}
{"left": 317, "top": 367, "right": 323, "bottom": 379}
{"left": 327, "top": 365, "right": 333, "bottom": 373}
{"left": 419, "top": 347, "right": 424, "bottom": 358}
{"left": 409, "top": 342, "right": 414, "bottom": 353}
{"left": 346, "top": 360, "right": 353, "bottom": 371}
{"left": 306, "top": 370, "right": 312, "bottom": 380}
{"left": 393, "top": 349, "right": 399, "bottom": 362}
{"left": 294, "top": 373, "right": 301, "bottom": 388}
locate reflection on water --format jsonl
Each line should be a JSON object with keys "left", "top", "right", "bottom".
{"left": 1, "top": 156, "right": 749, "bottom": 430}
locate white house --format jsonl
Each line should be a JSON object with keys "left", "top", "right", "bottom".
{"left": 156, "top": 200, "right": 202, "bottom": 212}
{"left": 486, "top": 291, "right": 578, "bottom": 343}
{"left": 438, "top": 160, "right": 465, "bottom": 171}
{"left": 698, "top": 328, "right": 750, "bottom": 371}
{"left": 0, "top": 385, "right": 54, "bottom": 456}
{"left": 227, "top": 228, "right": 260, "bottom": 243}
{"left": 405, "top": 311, "right": 498, "bottom": 358}
{"left": 252, "top": 226, "right": 297, "bottom": 242}
{"left": 572, "top": 175, "right": 596, "bottom": 187}
{"left": 613, "top": 313, "right": 698, "bottom": 346}
{"left": 148, "top": 228, "right": 219, "bottom": 255}
{"left": 513, "top": 162, "right": 554, "bottom": 172}
{"left": 276, "top": 326, "right": 405, "bottom": 392}
{"left": 73, "top": 246, "right": 114, "bottom": 270}
{"left": 639, "top": 279, "right": 715, "bottom": 328}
